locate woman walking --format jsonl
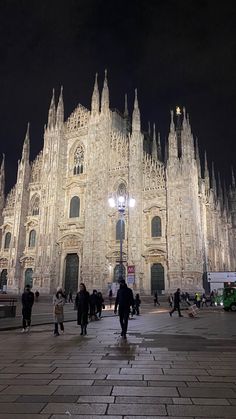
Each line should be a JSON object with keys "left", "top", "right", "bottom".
{"left": 75, "top": 283, "right": 90, "bottom": 335}
{"left": 53, "top": 287, "right": 66, "bottom": 336}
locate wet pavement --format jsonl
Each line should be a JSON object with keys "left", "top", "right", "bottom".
{"left": 0, "top": 307, "right": 236, "bottom": 418}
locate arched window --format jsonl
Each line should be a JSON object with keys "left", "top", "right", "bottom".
{"left": 4, "top": 232, "right": 11, "bottom": 249}
{"left": 69, "top": 196, "right": 80, "bottom": 218}
{"left": 31, "top": 195, "right": 40, "bottom": 216}
{"left": 116, "top": 219, "right": 125, "bottom": 241}
{"left": 151, "top": 216, "right": 161, "bottom": 237}
{"left": 73, "top": 145, "right": 84, "bottom": 175}
{"left": 29, "top": 230, "right": 36, "bottom": 247}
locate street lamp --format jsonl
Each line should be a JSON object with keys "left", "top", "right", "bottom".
{"left": 108, "top": 194, "right": 135, "bottom": 282}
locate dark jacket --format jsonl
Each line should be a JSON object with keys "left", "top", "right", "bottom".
{"left": 22, "top": 291, "right": 34, "bottom": 309}
{"left": 75, "top": 290, "right": 90, "bottom": 325}
{"left": 174, "top": 290, "right": 181, "bottom": 306}
{"left": 115, "top": 284, "right": 134, "bottom": 313}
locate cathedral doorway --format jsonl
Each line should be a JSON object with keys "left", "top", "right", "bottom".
{"left": 64, "top": 253, "right": 79, "bottom": 295}
{"left": 151, "top": 263, "right": 164, "bottom": 294}
{"left": 25, "top": 268, "right": 33, "bottom": 288}
{"left": 0, "top": 269, "right": 8, "bottom": 291}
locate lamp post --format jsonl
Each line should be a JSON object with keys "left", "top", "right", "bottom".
{"left": 108, "top": 194, "right": 135, "bottom": 283}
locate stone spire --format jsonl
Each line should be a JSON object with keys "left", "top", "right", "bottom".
{"left": 56, "top": 86, "right": 64, "bottom": 127}
{"left": 152, "top": 123, "right": 157, "bottom": 159}
{"left": 0, "top": 154, "right": 5, "bottom": 193}
{"left": 148, "top": 121, "right": 151, "bottom": 136}
{"left": 231, "top": 166, "right": 236, "bottom": 189}
{"left": 132, "top": 88, "right": 141, "bottom": 132}
{"left": 47, "top": 89, "right": 56, "bottom": 129}
{"left": 170, "top": 109, "right": 175, "bottom": 133}
{"left": 91, "top": 73, "right": 100, "bottom": 116}
{"left": 211, "top": 162, "right": 217, "bottom": 193}
{"left": 217, "top": 172, "right": 223, "bottom": 209}
{"left": 124, "top": 93, "right": 128, "bottom": 117}
{"left": 195, "top": 138, "right": 201, "bottom": 177}
{"left": 204, "top": 151, "right": 210, "bottom": 190}
{"left": 182, "top": 107, "right": 187, "bottom": 130}
{"left": 101, "top": 69, "right": 109, "bottom": 114}
{"left": 157, "top": 131, "right": 162, "bottom": 161}
{"left": 168, "top": 110, "right": 178, "bottom": 159}
{"left": 223, "top": 180, "right": 229, "bottom": 215}
{"left": 21, "top": 122, "right": 30, "bottom": 163}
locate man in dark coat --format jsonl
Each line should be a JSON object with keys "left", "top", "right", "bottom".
{"left": 169, "top": 288, "right": 183, "bottom": 317}
{"left": 114, "top": 279, "right": 134, "bottom": 339}
{"left": 75, "top": 283, "right": 90, "bottom": 335}
{"left": 21, "top": 285, "right": 34, "bottom": 332}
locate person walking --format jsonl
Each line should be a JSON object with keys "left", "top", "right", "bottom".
{"left": 21, "top": 285, "right": 34, "bottom": 332}
{"left": 114, "top": 279, "right": 134, "bottom": 339}
{"left": 134, "top": 293, "right": 141, "bottom": 315}
{"left": 109, "top": 289, "right": 113, "bottom": 308}
{"left": 96, "top": 291, "right": 104, "bottom": 318}
{"left": 210, "top": 290, "right": 215, "bottom": 306}
{"left": 89, "top": 289, "right": 98, "bottom": 320}
{"left": 153, "top": 291, "right": 160, "bottom": 307}
{"left": 168, "top": 293, "right": 173, "bottom": 308}
{"left": 202, "top": 293, "right": 208, "bottom": 307}
{"left": 75, "top": 283, "right": 90, "bottom": 335}
{"left": 53, "top": 287, "right": 66, "bottom": 336}
{"left": 68, "top": 290, "right": 73, "bottom": 303}
{"left": 169, "top": 288, "right": 183, "bottom": 317}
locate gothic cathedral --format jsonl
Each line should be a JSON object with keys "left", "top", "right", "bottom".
{"left": 0, "top": 72, "right": 236, "bottom": 295}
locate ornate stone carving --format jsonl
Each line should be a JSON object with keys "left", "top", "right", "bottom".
{"left": 66, "top": 104, "right": 90, "bottom": 133}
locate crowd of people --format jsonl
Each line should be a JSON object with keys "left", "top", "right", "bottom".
{"left": 21, "top": 282, "right": 216, "bottom": 337}
{"left": 21, "top": 281, "right": 141, "bottom": 338}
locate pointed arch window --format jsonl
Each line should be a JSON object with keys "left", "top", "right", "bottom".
{"left": 151, "top": 216, "right": 161, "bottom": 237}
{"left": 116, "top": 219, "right": 125, "bottom": 241}
{"left": 69, "top": 196, "right": 80, "bottom": 218}
{"left": 31, "top": 196, "right": 40, "bottom": 216}
{"left": 4, "top": 232, "right": 11, "bottom": 249}
{"left": 29, "top": 230, "right": 36, "bottom": 248}
{"left": 73, "top": 145, "right": 84, "bottom": 175}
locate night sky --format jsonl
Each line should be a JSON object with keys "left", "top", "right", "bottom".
{"left": 1, "top": 0, "right": 236, "bottom": 194}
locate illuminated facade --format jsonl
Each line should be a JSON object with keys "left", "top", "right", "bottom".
{"left": 0, "top": 72, "right": 236, "bottom": 294}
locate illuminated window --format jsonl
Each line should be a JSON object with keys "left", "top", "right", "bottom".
{"left": 73, "top": 145, "right": 84, "bottom": 175}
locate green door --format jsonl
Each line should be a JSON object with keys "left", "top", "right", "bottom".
{"left": 25, "top": 268, "right": 33, "bottom": 288}
{"left": 64, "top": 254, "right": 79, "bottom": 295}
{"left": 151, "top": 263, "right": 164, "bottom": 294}
{"left": 0, "top": 269, "right": 7, "bottom": 291}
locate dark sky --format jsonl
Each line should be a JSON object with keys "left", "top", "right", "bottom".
{"left": 1, "top": 0, "right": 236, "bottom": 193}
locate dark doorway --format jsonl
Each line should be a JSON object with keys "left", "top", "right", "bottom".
{"left": 25, "top": 268, "right": 33, "bottom": 288}
{"left": 0, "top": 269, "right": 8, "bottom": 291}
{"left": 113, "top": 264, "right": 126, "bottom": 282}
{"left": 151, "top": 263, "right": 165, "bottom": 294}
{"left": 64, "top": 253, "right": 79, "bottom": 295}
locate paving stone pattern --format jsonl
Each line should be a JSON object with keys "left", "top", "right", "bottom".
{"left": 0, "top": 310, "right": 236, "bottom": 417}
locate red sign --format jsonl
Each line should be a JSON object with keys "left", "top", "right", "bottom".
{"left": 128, "top": 265, "right": 135, "bottom": 274}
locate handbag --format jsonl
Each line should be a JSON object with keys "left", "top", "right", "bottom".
{"left": 54, "top": 304, "right": 63, "bottom": 315}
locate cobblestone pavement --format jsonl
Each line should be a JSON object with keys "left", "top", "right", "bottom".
{"left": 0, "top": 309, "right": 236, "bottom": 418}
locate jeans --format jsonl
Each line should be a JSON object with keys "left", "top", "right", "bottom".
{"left": 119, "top": 309, "right": 130, "bottom": 336}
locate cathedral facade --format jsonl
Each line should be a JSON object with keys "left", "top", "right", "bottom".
{"left": 0, "top": 72, "right": 236, "bottom": 295}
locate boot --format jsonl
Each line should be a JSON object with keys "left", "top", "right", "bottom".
{"left": 84, "top": 326, "right": 87, "bottom": 335}
{"left": 80, "top": 326, "right": 83, "bottom": 336}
